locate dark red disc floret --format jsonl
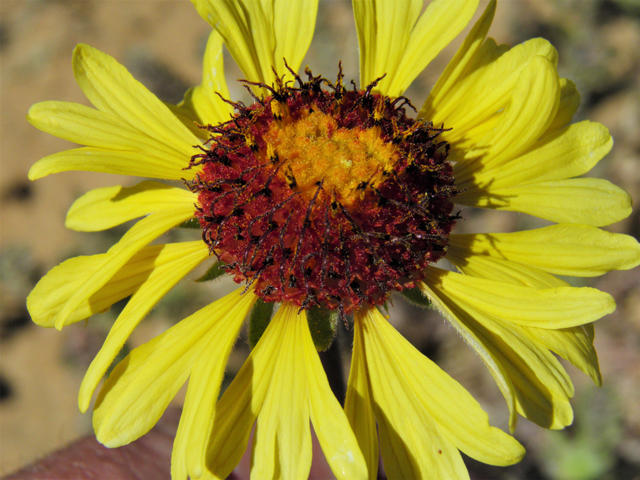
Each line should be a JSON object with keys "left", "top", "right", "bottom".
{"left": 188, "top": 68, "right": 458, "bottom": 315}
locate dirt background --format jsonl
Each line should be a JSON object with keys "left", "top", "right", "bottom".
{"left": 1, "top": 0, "right": 639, "bottom": 478}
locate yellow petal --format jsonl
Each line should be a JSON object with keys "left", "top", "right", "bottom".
{"left": 272, "top": 0, "right": 319, "bottom": 84}
{"left": 27, "top": 253, "right": 109, "bottom": 328}
{"left": 191, "top": 0, "right": 268, "bottom": 86}
{"left": 29, "top": 146, "right": 193, "bottom": 181}
{"left": 484, "top": 329, "right": 574, "bottom": 429}
{"left": 494, "top": 334, "right": 574, "bottom": 428}
{"left": 303, "top": 314, "right": 367, "bottom": 480}
{"left": 204, "top": 304, "right": 365, "bottom": 479}
{"left": 523, "top": 325, "right": 602, "bottom": 386}
{"left": 464, "top": 309, "right": 575, "bottom": 399}
{"left": 352, "top": 0, "right": 376, "bottom": 95}
{"left": 450, "top": 225, "right": 640, "bottom": 277}
{"left": 164, "top": 101, "right": 206, "bottom": 141}
{"left": 78, "top": 241, "right": 210, "bottom": 412}
{"left": 546, "top": 78, "right": 580, "bottom": 133}
{"left": 171, "top": 289, "right": 258, "bottom": 480}
{"left": 345, "top": 317, "right": 379, "bottom": 480}
{"left": 251, "top": 306, "right": 312, "bottom": 480}
{"left": 422, "top": 267, "right": 615, "bottom": 329}
{"left": 444, "top": 77, "right": 578, "bottom": 149}
{"left": 360, "top": 307, "right": 525, "bottom": 466}
{"left": 420, "top": 282, "right": 518, "bottom": 431}
{"left": 420, "top": 281, "right": 574, "bottom": 430}
{"left": 456, "top": 178, "right": 633, "bottom": 227}
{"left": 421, "top": 0, "right": 496, "bottom": 120}
{"left": 354, "top": 0, "right": 423, "bottom": 93}
{"left": 446, "top": 248, "right": 603, "bottom": 386}
{"left": 355, "top": 309, "right": 469, "bottom": 479}
{"left": 191, "top": 0, "right": 318, "bottom": 89}
{"left": 27, "top": 55, "right": 200, "bottom": 181}
{"left": 66, "top": 181, "right": 196, "bottom": 232}
{"left": 175, "top": 30, "right": 233, "bottom": 129}
{"left": 204, "top": 304, "right": 294, "bottom": 479}
{"left": 28, "top": 241, "right": 206, "bottom": 330}
{"left": 456, "top": 121, "right": 612, "bottom": 189}
{"left": 356, "top": 0, "right": 479, "bottom": 97}
{"left": 387, "top": 0, "right": 479, "bottom": 97}
{"left": 422, "top": 38, "right": 558, "bottom": 139}
{"left": 53, "top": 207, "right": 194, "bottom": 330}
{"left": 72, "top": 44, "right": 198, "bottom": 158}
{"left": 93, "top": 288, "right": 254, "bottom": 448}
{"left": 447, "top": 246, "right": 568, "bottom": 289}
{"left": 456, "top": 55, "right": 560, "bottom": 174}
{"left": 27, "top": 101, "right": 188, "bottom": 162}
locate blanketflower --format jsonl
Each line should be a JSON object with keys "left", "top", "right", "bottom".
{"left": 26, "top": 0, "right": 640, "bottom": 479}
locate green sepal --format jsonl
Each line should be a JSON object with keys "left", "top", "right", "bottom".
{"left": 249, "top": 299, "right": 274, "bottom": 349}
{"left": 400, "top": 287, "right": 433, "bottom": 309}
{"left": 195, "top": 261, "right": 226, "bottom": 283}
{"left": 307, "top": 304, "right": 338, "bottom": 352}
{"left": 179, "top": 218, "right": 200, "bottom": 229}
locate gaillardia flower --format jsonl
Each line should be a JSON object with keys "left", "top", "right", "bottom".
{"left": 26, "top": 0, "right": 640, "bottom": 478}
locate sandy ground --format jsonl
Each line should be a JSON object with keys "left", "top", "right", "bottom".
{"left": 1, "top": 0, "right": 639, "bottom": 478}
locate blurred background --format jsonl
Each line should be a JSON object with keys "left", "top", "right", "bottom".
{"left": 1, "top": 0, "right": 639, "bottom": 478}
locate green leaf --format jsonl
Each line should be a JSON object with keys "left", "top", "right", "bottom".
{"left": 248, "top": 299, "right": 274, "bottom": 349}
{"left": 307, "top": 304, "right": 339, "bottom": 351}
{"left": 400, "top": 287, "right": 433, "bottom": 309}
{"left": 179, "top": 218, "right": 201, "bottom": 229}
{"left": 195, "top": 261, "right": 226, "bottom": 283}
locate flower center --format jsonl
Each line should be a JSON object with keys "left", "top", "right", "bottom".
{"left": 263, "top": 109, "right": 397, "bottom": 207}
{"left": 189, "top": 68, "right": 457, "bottom": 315}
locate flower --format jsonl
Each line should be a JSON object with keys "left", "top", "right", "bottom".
{"left": 26, "top": 0, "right": 640, "bottom": 480}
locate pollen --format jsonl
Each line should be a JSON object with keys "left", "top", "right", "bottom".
{"left": 264, "top": 109, "right": 397, "bottom": 207}
{"left": 189, "top": 67, "right": 458, "bottom": 316}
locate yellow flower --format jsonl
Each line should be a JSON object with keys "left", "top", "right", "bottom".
{"left": 26, "top": 1, "right": 640, "bottom": 480}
